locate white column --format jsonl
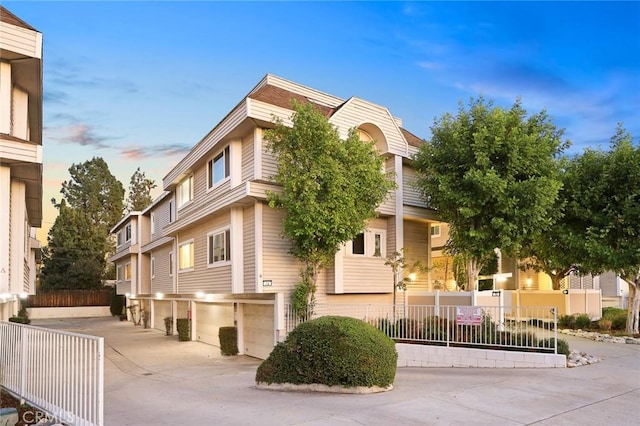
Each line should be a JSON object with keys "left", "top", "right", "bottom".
{"left": 254, "top": 202, "right": 263, "bottom": 293}
{"left": 0, "top": 62, "right": 11, "bottom": 134}
{"left": 235, "top": 303, "right": 244, "bottom": 355}
{"left": 333, "top": 245, "right": 345, "bottom": 294}
{"left": 0, "top": 167, "right": 10, "bottom": 294}
{"left": 253, "top": 128, "right": 263, "bottom": 181}
{"left": 231, "top": 207, "right": 244, "bottom": 294}
{"left": 230, "top": 139, "right": 243, "bottom": 188}
{"left": 190, "top": 300, "right": 197, "bottom": 341}
{"left": 10, "top": 180, "right": 26, "bottom": 294}
{"left": 394, "top": 155, "right": 404, "bottom": 253}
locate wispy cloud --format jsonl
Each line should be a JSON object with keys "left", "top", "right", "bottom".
{"left": 45, "top": 124, "right": 110, "bottom": 149}
{"left": 120, "top": 144, "right": 192, "bottom": 160}
{"left": 43, "top": 89, "right": 69, "bottom": 104}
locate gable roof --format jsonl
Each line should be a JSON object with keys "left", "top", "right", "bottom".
{"left": 0, "top": 6, "right": 38, "bottom": 31}
{"left": 400, "top": 128, "right": 425, "bottom": 148}
{"left": 249, "top": 84, "right": 336, "bottom": 117}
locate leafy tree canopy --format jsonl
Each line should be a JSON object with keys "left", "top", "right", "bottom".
{"left": 126, "top": 167, "right": 156, "bottom": 212}
{"left": 40, "top": 200, "right": 108, "bottom": 291}
{"left": 413, "top": 97, "right": 568, "bottom": 289}
{"left": 562, "top": 125, "right": 640, "bottom": 333}
{"left": 265, "top": 101, "right": 396, "bottom": 296}
{"left": 61, "top": 156, "right": 124, "bottom": 230}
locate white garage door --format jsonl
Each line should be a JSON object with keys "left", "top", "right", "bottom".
{"left": 153, "top": 300, "right": 172, "bottom": 333}
{"left": 195, "top": 303, "right": 234, "bottom": 346}
{"left": 243, "top": 304, "right": 274, "bottom": 360}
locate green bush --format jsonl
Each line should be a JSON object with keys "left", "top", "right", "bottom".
{"left": 176, "top": 318, "right": 191, "bottom": 341}
{"left": 574, "top": 314, "right": 591, "bottom": 329}
{"left": 538, "top": 338, "right": 570, "bottom": 356}
{"left": 109, "top": 288, "right": 125, "bottom": 317}
{"left": 219, "top": 326, "right": 239, "bottom": 356}
{"left": 8, "top": 316, "right": 30, "bottom": 324}
{"left": 558, "top": 314, "right": 575, "bottom": 329}
{"left": 602, "top": 307, "right": 627, "bottom": 330}
{"left": 256, "top": 316, "right": 397, "bottom": 388}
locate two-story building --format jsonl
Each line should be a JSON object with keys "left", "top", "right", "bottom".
{"left": 0, "top": 7, "right": 43, "bottom": 321}
{"left": 110, "top": 74, "right": 443, "bottom": 358}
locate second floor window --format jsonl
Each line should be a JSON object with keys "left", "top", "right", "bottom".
{"left": 125, "top": 224, "right": 132, "bottom": 242}
{"left": 177, "top": 175, "right": 193, "bottom": 208}
{"left": 208, "top": 146, "right": 230, "bottom": 189}
{"left": 124, "top": 263, "right": 132, "bottom": 280}
{"left": 349, "top": 229, "right": 386, "bottom": 258}
{"left": 431, "top": 224, "right": 441, "bottom": 238}
{"left": 178, "top": 240, "right": 194, "bottom": 271}
{"left": 208, "top": 229, "right": 231, "bottom": 265}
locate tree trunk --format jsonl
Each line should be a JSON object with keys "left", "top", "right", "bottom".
{"left": 466, "top": 258, "right": 480, "bottom": 291}
{"left": 625, "top": 277, "right": 639, "bottom": 335}
{"left": 551, "top": 274, "right": 562, "bottom": 291}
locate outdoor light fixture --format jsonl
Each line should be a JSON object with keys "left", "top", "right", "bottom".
{"left": 156, "top": 292, "right": 164, "bottom": 299}
{"left": 19, "top": 293, "right": 28, "bottom": 299}
{"left": 408, "top": 273, "right": 417, "bottom": 282}
{"left": 196, "top": 292, "right": 204, "bottom": 298}
{"left": 125, "top": 293, "right": 130, "bottom": 298}
{"left": 526, "top": 278, "right": 533, "bottom": 287}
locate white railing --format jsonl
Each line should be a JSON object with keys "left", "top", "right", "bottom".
{"left": 285, "top": 303, "right": 558, "bottom": 353}
{"left": 0, "top": 321, "right": 104, "bottom": 426}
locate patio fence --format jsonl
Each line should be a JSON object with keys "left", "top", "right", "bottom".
{"left": 284, "top": 303, "right": 558, "bottom": 353}
{"left": 0, "top": 321, "right": 104, "bottom": 426}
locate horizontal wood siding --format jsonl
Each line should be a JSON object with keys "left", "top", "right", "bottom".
{"left": 378, "top": 156, "right": 396, "bottom": 215}
{"left": 387, "top": 217, "right": 397, "bottom": 253}
{"left": 261, "top": 207, "right": 300, "bottom": 293}
{"left": 0, "top": 23, "right": 41, "bottom": 58}
{"left": 342, "top": 257, "right": 392, "bottom": 293}
{"left": 261, "top": 132, "right": 279, "bottom": 181}
{"left": 151, "top": 245, "right": 173, "bottom": 294}
{"left": 403, "top": 165, "right": 427, "bottom": 208}
{"left": 241, "top": 133, "right": 254, "bottom": 182}
{"left": 176, "top": 213, "right": 232, "bottom": 293}
{"left": 404, "top": 220, "right": 430, "bottom": 290}
{"left": 243, "top": 205, "right": 256, "bottom": 293}
{"left": 151, "top": 197, "right": 172, "bottom": 240}
{"left": 329, "top": 98, "right": 407, "bottom": 156}
{"left": 0, "top": 139, "right": 40, "bottom": 163}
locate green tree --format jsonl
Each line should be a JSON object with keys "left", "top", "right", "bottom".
{"left": 562, "top": 125, "right": 640, "bottom": 334}
{"left": 413, "top": 98, "right": 568, "bottom": 290}
{"left": 40, "top": 200, "right": 108, "bottom": 290}
{"left": 265, "top": 101, "right": 396, "bottom": 306}
{"left": 61, "top": 156, "right": 124, "bottom": 229}
{"left": 126, "top": 167, "right": 156, "bottom": 212}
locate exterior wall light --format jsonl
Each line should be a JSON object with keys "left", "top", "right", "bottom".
{"left": 156, "top": 292, "right": 164, "bottom": 299}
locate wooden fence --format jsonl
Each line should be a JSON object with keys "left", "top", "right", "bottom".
{"left": 26, "top": 290, "right": 112, "bottom": 308}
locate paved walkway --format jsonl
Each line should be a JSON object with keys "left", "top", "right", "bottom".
{"left": 32, "top": 317, "right": 639, "bottom": 426}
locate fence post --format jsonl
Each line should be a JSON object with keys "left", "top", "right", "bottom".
{"left": 553, "top": 308, "right": 558, "bottom": 354}
{"left": 97, "top": 337, "right": 104, "bottom": 426}
{"left": 19, "top": 325, "right": 27, "bottom": 404}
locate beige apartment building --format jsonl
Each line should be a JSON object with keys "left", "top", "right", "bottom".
{"left": 0, "top": 7, "right": 43, "bottom": 321}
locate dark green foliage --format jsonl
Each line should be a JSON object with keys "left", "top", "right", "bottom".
{"left": 176, "top": 318, "right": 191, "bottom": 341}
{"left": 612, "top": 315, "right": 627, "bottom": 331}
{"left": 558, "top": 314, "right": 576, "bottom": 329}
{"left": 219, "top": 326, "right": 239, "bottom": 356}
{"left": 109, "top": 288, "right": 125, "bottom": 317}
{"left": 602, "top": 307, "right": 627, "bottom": 330}
{"left": 575, "top": 314, "right": 591, "bottom": 329}
{"left": 126, "top": 167, "right": 156, "bottom": 212}
{"left": 8, "top": 316, "right": 30, "bottom": 324}
{"left": 256, "top": 316, "right": 397, "bottom": 388}
{"left": 538, "top": 338, "right": 570, "bottom": 356}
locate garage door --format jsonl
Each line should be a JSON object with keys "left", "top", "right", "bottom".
{"left": 195, "top": 303, "right": 234, "bottom": 346}
{"left": 153, "top": 300, "right": 172, "bottom": 333}
{"left": 243, "top": 304, "right": 274, "bottom": 360}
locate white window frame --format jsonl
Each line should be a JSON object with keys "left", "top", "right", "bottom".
{"left": 178, "top": 239, "right": 194, "bottom": 272}
{"left": 207, "top": 146, "right": 230, "bottom": 190}
{"left": 207, "top": 228, "right": 231, "bottom": 267}
{"left": 150, "top": 256, "right": 155, "bottom": 279}
{"left": 116, "top": 265, "right": 123, "bottom": 281}
{"left": 125, "top": 224, "right": 132, "bottom": 243}
{"left": 177, "top": 175, "right": 194, "bottom": 209}
{"left": 117, "top": 232, "right": 123, "bottom": 247}
{"left": 168, "top": 199, "right": 174, "bottom": 223}
{"left": 124, "top": 262, "right": 132, "bottom": 280}
{"left": 150, "top": 212, "right": 155, "bottom": 234}
{"left": 431, "top": 224, "right": 441, "bottom": 238}
{"left": 169, "top": 251, "right": 174, "bottom": 276}
{"left": 347, "top": 229, "right": 386, "bottom": 258}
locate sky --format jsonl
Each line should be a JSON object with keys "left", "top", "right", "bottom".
{"left": 4, "top": 1, "right": 640, "bottom": 241}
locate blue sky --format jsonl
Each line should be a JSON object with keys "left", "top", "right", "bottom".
{"left": 4, "top": 1, "right": 640, "bottom": 239}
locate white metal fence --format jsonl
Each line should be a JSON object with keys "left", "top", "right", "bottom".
{"left": 0, "top": 321, "right": 104, "bottom": 426}
{"left": 285, "top": 303, "right": 559, "bottom": 353}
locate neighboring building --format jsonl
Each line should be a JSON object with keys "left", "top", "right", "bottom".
{"left": 110, "top": 74, "right": 440, "bottom": 358}
{"left": 0, "top": 7, "right": 43, "bottom": 321}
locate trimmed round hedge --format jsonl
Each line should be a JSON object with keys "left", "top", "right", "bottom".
{"left": 255, "top": 316, "right": 397, "bottom": 388}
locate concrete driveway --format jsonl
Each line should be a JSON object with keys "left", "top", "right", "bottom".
{"left": 32, "top": 317, "right": 640, "bottom": 426}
